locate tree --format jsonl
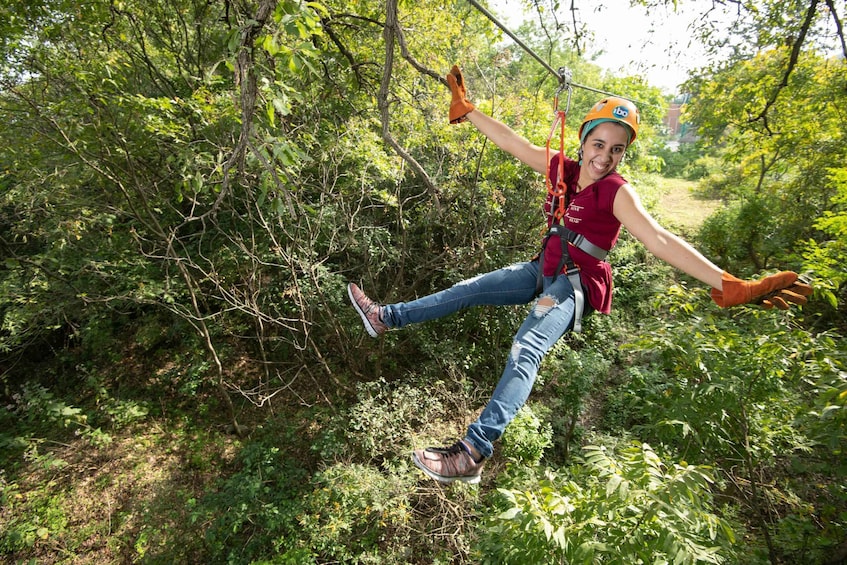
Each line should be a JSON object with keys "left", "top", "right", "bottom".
{"left": 0, "top": 0, "right": 332, "bottom": 429}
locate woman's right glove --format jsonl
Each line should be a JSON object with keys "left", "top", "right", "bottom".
{"left": 446, "top": 65, "right": 475, "bottom": 124}
{"left": 710, "top": 271, "right": 813, "bottom": 310}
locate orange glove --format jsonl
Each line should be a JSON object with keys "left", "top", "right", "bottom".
{"left": 710, "top": 271, "right": 813, "bottom": 310}
{"left": 446, "top": 65, "right": 475, "bottom": 124}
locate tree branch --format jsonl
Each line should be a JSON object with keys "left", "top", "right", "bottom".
{"left": 753, "top": 0, "right": 819, "bottom": 129}
{"left": 379, "top": 0, "right": 441, "bottom": 211}
{"left": 210, "top": 0, "right": 278, "bottom": 218}
{"left": 824, "top": 0, "right": 847, "bottom": 61}
{"left": 390, "top": 13, "right": 444, "bottom": 85}
{"left": 569, "top": 0, "right": 583, "bottom": 57}
{"left": 321, "top": 17, "right": 365, "bottom": 87}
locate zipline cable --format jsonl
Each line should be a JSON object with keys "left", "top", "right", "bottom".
{"left": 465, "top": 0, "right": 638, "bottom": 103}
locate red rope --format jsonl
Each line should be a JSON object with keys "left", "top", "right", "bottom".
{"left": 545, "top": 108, "right": 568, "bottom": 224}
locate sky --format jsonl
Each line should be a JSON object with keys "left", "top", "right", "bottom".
{"left": 487, "top": 1, "right": 714, "bottom": 93}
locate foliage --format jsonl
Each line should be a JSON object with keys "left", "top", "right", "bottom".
{"left": 0, "top": 0, "right": 845, "bottom": 563}
{"left": 654, "top": 141, "right": 711, "bottom": 180}
{"left": 698, "top": 195, "right": 789, "bottom": 273}
{"left": 683, "top": 47, "right": 846, "bottom": 277}
{"left": 0, "top": 381, "right": 121, "bottom": 457}
{"left": 479, "top": 442, "right": 735, "bottom": 564}
{"left": 190, "top": 439, "right": 309, "bottom": 563}
{"left": 290, "top": 463, "right": 416, "bottom": 563}
{"left": 539, "top": 342, "right": 611, "bottom": 462}
{"left": 802, "top": 167, "right": 847, "bottom": 327}
{"left": 501, "top": 404, "right": 553, "bottom": 465}
{"left": 190, "top": 429, "right": 429, "bottom": 564}
{"left": 315, "top": 377, "right": 446, "bottom": 463}
{"left": 0, "top": 477, "right": 69, "bottom": 554}
{"left": 620, "top": 287, "right": 847, "bottom": 562}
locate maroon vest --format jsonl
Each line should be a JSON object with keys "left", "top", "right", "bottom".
{"left": 542, "top": 153, "right": 625, "bottom": 314}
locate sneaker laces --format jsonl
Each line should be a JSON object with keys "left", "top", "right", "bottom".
{"left": 362, "top": 300, "right": 381, "bottom": 318}
{"left": 429, "top": 441, "right": 478, "bottom": 462}
{"left": 352, "top": 287, "right": 381, "bottom": 318}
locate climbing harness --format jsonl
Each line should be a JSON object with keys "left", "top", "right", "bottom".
{"left": 535, "top": 224, "right": 608, "bottom": 333}
{"left": 535, "top": 71, "right": 610, "bottom": 333}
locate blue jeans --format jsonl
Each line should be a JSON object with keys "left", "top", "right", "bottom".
{"left": 381, "top": 261, "right": 577, "bottom": 459}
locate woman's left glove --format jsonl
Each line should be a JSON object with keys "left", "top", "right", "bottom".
{"left": 446, "top": 65, "right": 475, "bottom": 124}
{"left": 710, "top": 271, "right": 812, "bottom": 310}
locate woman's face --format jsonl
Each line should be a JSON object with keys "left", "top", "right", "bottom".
{"left": 580, "top": 121, "right": 629, "bottom": 182}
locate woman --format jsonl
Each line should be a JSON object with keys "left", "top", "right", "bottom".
{"left": 348, "top": 66, "right": 811, "bottom": 484}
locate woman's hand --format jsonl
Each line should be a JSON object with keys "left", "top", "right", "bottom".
{"left": 711, "top": 271, "right": 812, "bottom": 310}
{"left": 447, "top": 65, "right": 475, "bottom": 124}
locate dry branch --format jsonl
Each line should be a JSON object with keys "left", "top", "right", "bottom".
{"left": 379, "top": 0, "right": 442, "bottom": 212}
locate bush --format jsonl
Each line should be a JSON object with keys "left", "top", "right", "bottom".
{"left": 190, "top": 440, "right": 310, "bottom": 563}
{"left": 314, "top": 377, "right": 445, "bottom": 463}
{"left": 479, "top": 442, "right": 735, "bottom": 564}
{"left": 540, "top": 343, "right": 611, "bottom": 462}
{"left": 501, "top": 404, "right": 552, "bottom": 465}
{"left": 290, "top": 463, "right": 416, "bottom": 563}
{"left": 0, "top": 477, "right": 69, "bottom": 554}
{"left": 655, "top": 142, "right": 706, "bottom": 179}
{"left": 622, "top": 287, "right": 847, "bottom": 562}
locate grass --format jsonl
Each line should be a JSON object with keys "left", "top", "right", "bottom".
{"left": 652, "top": 175, "right": 719, "bottom": 233}
{"left": 1, "top": 421, "right": 239, "bottom": 562}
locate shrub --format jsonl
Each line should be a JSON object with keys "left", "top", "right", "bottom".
{"left": 501, "top": 404, "right": 552, "bottom": 466}
{"left": 314, "top": 378, "right": 445, "bottom": 463}
{"left": 478, "top": 442, "right": 735, "bottom": 564}
{"left": 190, "top": 440, "right": 309, "bottom": 563}
{"left": 540, "top": 343, "right": 611, "bottom": 462}
{"left": 289, "top": 463, "right": 415, "bottom": 563}
{"left": 0, "top": 475, "right": 69, "bottom": 554}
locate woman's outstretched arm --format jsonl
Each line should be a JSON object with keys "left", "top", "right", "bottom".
{"left": 613, "top": 183, "right": 724, "bottom": 288}
{"left": 465, "top": 110, "right": 550, "bottom": 175}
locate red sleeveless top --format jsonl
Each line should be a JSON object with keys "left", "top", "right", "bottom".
{"left": 542, "top": 153, "right": 625, "bottom": 314}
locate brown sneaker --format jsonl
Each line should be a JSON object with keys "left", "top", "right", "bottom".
{"left": 348, "top": 283, "right": 388, "bottom": 338}
{"left": 412, "top": 440, "right": 484, "bottom": 484}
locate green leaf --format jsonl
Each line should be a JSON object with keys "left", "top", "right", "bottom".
{"left": 499, "top": 507, "right": 521, "bottom": 520}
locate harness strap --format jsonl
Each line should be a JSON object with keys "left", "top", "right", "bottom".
{"left": 534, "top": 225, "right": 609, "bottom": 333}
{"left": 548, "top": 224, "right": 608, "bottom": 260}
{"left": 566, "top": 267, "right": 586, "bottom": 334}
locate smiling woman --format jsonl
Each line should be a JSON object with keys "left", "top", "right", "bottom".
{"left": 348, "top": 65, "right": 811, "bottom": 485}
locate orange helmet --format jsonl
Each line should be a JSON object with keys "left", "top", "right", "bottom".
{"left": 578, "top": 97, "right": 640, "bottom": 145}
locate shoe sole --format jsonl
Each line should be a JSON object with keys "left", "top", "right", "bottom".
{"left": 348, "top": 284, "right": 380, "bottom": 338}
{"left": 411, "top": 452, "right": 482, "bottom": 484}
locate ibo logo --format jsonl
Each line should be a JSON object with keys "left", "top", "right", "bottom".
{"left": 613, "top": 106, "right": 630, "bottom": 119}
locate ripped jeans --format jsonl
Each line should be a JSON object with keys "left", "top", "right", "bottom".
{"left": 380, "top": 261, "right": 577, "bottom": 459}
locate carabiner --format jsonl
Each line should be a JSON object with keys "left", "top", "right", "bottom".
{"left": 553, "top": 67, "right": 573, "bottom": 115}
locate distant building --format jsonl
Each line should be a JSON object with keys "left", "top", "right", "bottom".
{"left": 663, "top": 94, "right": 697, "bottom": 148}
{"left": 664, "top": 100, "right": 683, "bottom": 136}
